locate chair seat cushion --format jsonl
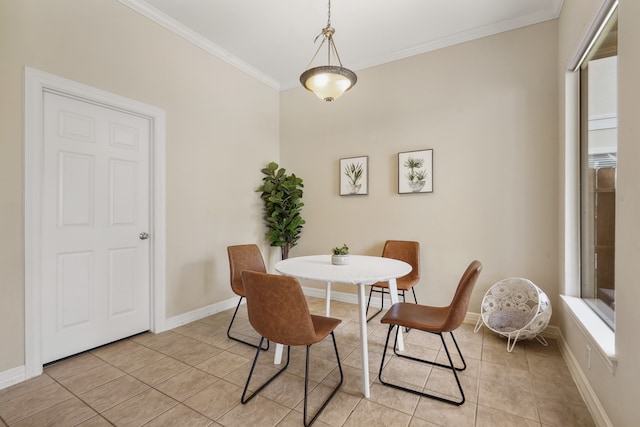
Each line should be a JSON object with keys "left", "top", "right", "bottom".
{"left": 371, "top": 277, "right": 419, "bottom": 291}
{"left": 486, "top": 309, "right": 533, "bottom": 333}
{"left": 311, "top": 315, "right": 342, "bottom": 344}
{"left": 380, "top": 302, "right": 450, "bottom": 332}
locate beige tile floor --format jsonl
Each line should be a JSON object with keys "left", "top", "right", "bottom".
{"left": 0, "top": 297, "right": 595, "bottom": 427}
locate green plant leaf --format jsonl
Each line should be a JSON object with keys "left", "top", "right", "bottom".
{"left": 257, "top": 161, "right": 305, "bottom": 258}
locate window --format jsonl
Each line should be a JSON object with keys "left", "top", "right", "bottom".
{"left": 579, "top": 8, "right": 618, "bottom": 330}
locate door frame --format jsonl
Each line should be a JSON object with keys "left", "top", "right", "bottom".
{"left": 24, "top": 67, "right": 167, "bottom": 378}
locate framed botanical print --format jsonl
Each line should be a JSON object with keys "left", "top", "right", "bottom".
{"left": 340, "top": 156, "right": 368, "bottom": 196}
{"left": 398, "top": 149, "right": 433, "bottom": 194}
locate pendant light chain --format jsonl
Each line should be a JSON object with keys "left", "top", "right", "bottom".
{"left": 326, "top": 0, "right": 332, "bottom": 64}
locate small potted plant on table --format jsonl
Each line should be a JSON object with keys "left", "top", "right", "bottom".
{"left": 331, "top": 244, "right": 350, "bottom": 265}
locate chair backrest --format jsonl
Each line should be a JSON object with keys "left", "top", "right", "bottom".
{"left": 442, "top": 260, "right": 483, "bottom": 332}
{"left": 227, "top": 244, "right": 266, "bottom": 297}
{"left": 241, "top": 270, "right": 318, "bottom": 346}
{"left": 382, "top": 240, "right": 420, "bottom": 283}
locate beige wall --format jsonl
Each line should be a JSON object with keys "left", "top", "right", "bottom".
{"left": 3, "top": 1, "right": 639, "bottom": 423}
{"left": 280, "top": 21, "right": 560, "bottom": 314}
{"left": 558, "top": 1, "right": 640, "bottom": 426}
{"left": 0, "top": 0, "right": 279, "bottom": 371}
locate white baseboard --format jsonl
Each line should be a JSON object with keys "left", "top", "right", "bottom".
{"left": 0, "top": 298, "right": 241, "bottom": 391}
{"left": 557, "top": 330, "right": 613, "bottom": 427}
{"left": 2, "top": 285, "right": 594, "bottom": 427}
{"left": 163, "top": 290, "right": 564, "bottom": 343}
{"left": 312, "top": 288, "right": 562, "bottom": 340}
{"left": 0, "top": 365, "right": 26, "bottom": 391}
{"left": 302, "top": 286, "right": 388, "bottom": 308}
{"left": 164, "top": 297, "right": 239, "bottom": 331}
{"left": 472, "top": 314, "right": 608, "bottom": 425}
{"left": 145, "top": 288, "right": 365, "bottom": 334}
{"left": 162, "top": 287, "right": 381, "bottom": 334}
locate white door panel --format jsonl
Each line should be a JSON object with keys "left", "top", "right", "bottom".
{"left": 109, "top": 247, "right": 137, "bottom": 316}
{"left": 59, "top": 152, "right": 94, "bottom": 226}
{"left": 42, "top": 92, "right": 150, "bottom": 363}
{"left": 110, "top": 159, "right": 138, "bottom": 225}
{"left": 58, "top": 250, "right": 93, "bottom": 328}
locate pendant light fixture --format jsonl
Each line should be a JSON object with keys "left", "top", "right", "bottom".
{"left": 300, "top": 0, "right": 357, "bottom": 102}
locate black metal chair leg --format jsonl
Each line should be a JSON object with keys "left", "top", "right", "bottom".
{"left": 366, "top": 286, "right": 385, "bottom": 322}
{"left": 241, "top": 337, "right": 290, "bottom": 404}
{"left": 399, "top": 291, "right": 411, "bottom": 332}
{"left": 242, "top": 335, "right": 342, "bottom": 427}
{"left": 303, "top": 332, "right": 343, "bottom": 426}
{"left": 378, "top": 325, "right": 466, "bottom": 405}
{"left": 227, "top": 297, "right": 269, "bottom": 351}
{"left": 365, "top": 286, "right": 374, "bottom": 315}
{"left": 390, "top": 328, "right": 466, "bottom": 371}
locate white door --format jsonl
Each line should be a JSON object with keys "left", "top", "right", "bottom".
{"left": 41, "top": 91, "right": 151, "bottom": 363}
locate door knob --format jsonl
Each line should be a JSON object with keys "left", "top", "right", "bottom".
{"left": 139, "top": 232, "right": 150, "bottom": 240}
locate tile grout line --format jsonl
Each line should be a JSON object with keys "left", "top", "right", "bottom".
{"left": 4, "top": 298, "right": 592, "bottom": 426}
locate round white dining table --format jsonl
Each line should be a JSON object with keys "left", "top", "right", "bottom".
{"left": 275, "top": 254, "right": 412, "bottom": 398}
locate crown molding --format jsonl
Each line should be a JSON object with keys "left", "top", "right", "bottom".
{"left": 120, "top": 0, "right": 562, "bottom": 92}
{"left": 351, "top": 3, "right": 564, "bottom": 73}
{"left": 281, "top": 1, "right": 564, "bottom": 89}
{"left": 118, "top": 0, "right": 280, "bottom": 91}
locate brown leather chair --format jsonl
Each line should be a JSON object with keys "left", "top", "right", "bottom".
{"left": 226, "top": 244, "right": 269, "bottom": 350}
{"left": 366, "top": 240, "right": 421, "bottom": 322}
{"left": 240, "top": 270, "right": 343, "bottom": 426}
{"left": 378, "top": 260, "right": 482, "bottom": 406}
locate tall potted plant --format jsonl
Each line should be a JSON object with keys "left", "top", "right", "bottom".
{"left": 257, "top": 162, "right": 305, "bottom": 260}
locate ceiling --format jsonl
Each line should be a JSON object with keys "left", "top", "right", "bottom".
{"left": 120, "top": 0, "right": 564, "bottom": 90}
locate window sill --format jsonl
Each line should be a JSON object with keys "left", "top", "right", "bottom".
{"left": 561, "top": 295, "right": 617, "bottom": 374}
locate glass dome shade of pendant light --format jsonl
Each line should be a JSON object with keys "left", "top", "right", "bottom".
{"left": 300, "top": 66, "right": 357, "bottom": 102}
